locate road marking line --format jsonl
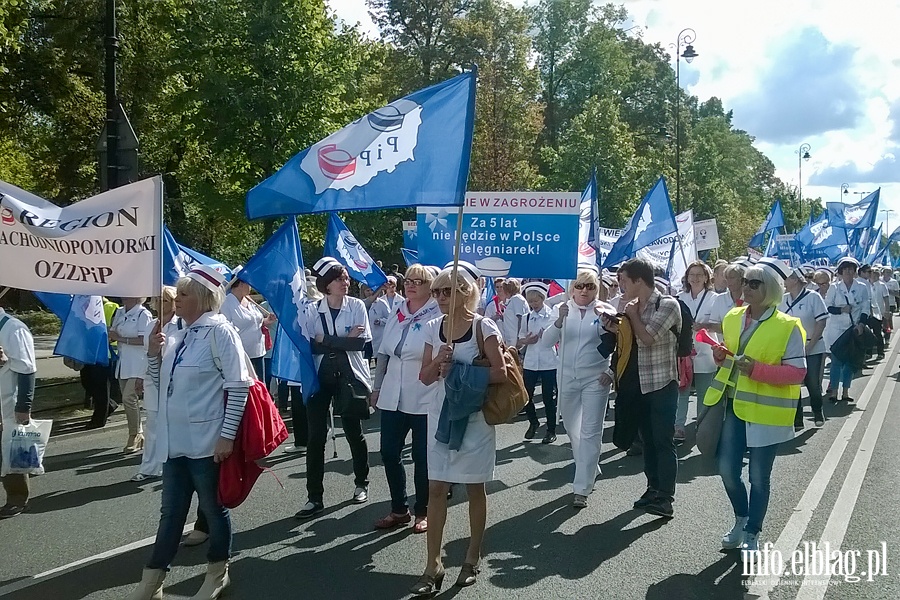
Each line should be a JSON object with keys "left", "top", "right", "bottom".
{"left": 0, "top": 523, "right": 193, "bottom": 597}
{"left": 746, "top": 347, "right": 898, "bottom": 599}
{"left": 794, "top": 363, "right": 896, "bottom": 598}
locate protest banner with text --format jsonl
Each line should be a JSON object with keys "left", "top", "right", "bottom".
{"left": 0, "top": 177, "right": 163, "bottom": 296}
{"left": 417, "top": 192, "right": 581, "bottom": 278}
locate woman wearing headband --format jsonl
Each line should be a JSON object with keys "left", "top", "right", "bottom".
{"left": 296, "top": 257, "right": 373, "bottom": 519}
{"left": 127, "top": 266, "right": 251, "bottom": 600}
{"left": 370, "top": 264, "right": 441, "bottom": 533}
{"left": 702, "top": 258, "right": 806, "bottom": 560}
{"left": 543, "top": 266, "right": 615, "bottom": 509}
{"left": 411, "top": 261, "right": 506, "bottom": 595}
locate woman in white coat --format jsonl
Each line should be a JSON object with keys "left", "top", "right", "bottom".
{"left": 411, "top": 261, "right": 506, "bottom": 595}
{"left": 542, "top": 267, "right": 615, "bottom": 508}
{"left": 370, "top": 264, "right": 441, "bottom": 532}
{"left": 675, "top": 261, "right": 717, "bottom": 442}
{"left": 518, "top": 282, "right": 559, "bottom": 443}
{"left": 109, "top": 297, "right": 153, "bottom": 454}
{"left": 220, "top": 267, "right": 276, "bottom": 382}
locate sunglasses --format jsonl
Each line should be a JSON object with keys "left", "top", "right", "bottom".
{"left": 431, "top": 288, "right": 454, "bottom": 298}
{"left": 405, "top": 278, "right": 427, "bottom": 286}
{"left": 741, "top": 278, "right": 764, "bottom": 290}
{"left": 574, "top": 282, "right": 597, "bottom": 291}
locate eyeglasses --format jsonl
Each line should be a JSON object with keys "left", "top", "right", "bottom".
{"left": 405, "top": 278, "right": 427, "bottom": 286}
{"left": 741, "top": 278, "right": 764, "bottom": 290}
{"left": 574, "top": 282, "right": 597, "bottom": 291}
{"left": 431, "top": 288, "right": 454, "bottom": 298}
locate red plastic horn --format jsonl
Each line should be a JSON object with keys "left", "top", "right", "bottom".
{"left": 695, "top": 328, "right": 734, "bottom": 356}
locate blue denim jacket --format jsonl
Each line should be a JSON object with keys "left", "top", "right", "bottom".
{"left": 435, "top": 361, "right": 491, "bottom": 450}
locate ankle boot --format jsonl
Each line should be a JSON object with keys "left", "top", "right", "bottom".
{"left": 125, "top": 568, "right": 166, "bottom": 600}
{"left": 190, "top": 561, "right": 230, "bottom": 600}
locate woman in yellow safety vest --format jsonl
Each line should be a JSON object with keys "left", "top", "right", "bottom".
{"left": 703, "top": 258, "right": 807, "bottom": 560}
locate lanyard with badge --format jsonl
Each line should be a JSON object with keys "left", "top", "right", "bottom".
{"left": 167, "top": 330, "right": 193, "bottom": 397}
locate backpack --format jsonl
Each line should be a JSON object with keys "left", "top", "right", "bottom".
{"left": 473, "top": 317, "right": 529, "bottom": 425}
{"left": 656, "top": 295, "right": 694, "bottom": 358}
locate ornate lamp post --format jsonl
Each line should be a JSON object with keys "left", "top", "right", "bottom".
{"left": 796, "top": 143, "right": 811, "bottom": 218}
{"left": 670, "top": 28, "right": 698, "bottom": 213}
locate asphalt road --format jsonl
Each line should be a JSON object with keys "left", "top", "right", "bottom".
{"left": 2, "top": 344, "right": 900, "bottom": 600}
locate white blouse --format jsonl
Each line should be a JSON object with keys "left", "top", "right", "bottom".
{"left": 517, "top": 304, "right": 558, "bottom": 371}
{"left": 678, "top": 288, "right": 716, "bottom": 373}
{"left": 111, "top": 303, "right": 152, "bottom": 380}
{"left": 220, "top": 293, "right": 266, "bottom": 358}
{"left": 542, "top": 299, "right": 612, "bottom": 380}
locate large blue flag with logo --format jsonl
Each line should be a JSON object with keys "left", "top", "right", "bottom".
{"left": 162, "top": 227, "right": 232, "bottom": 285}
{"left": 603, "top": 177, "right": 676, "bottom": 268}
{"left": 238, "top": 218, "right": 318, "bottom": 398}
{"left": 324, "top": 213, "right": 388, "bottom": 290}
{"left": 245, "top": 71, "right": 477, "bottom": 218}
{"left": 749, "top": 199, "right": 785, "bottom": 248}
{"left": 827, "top": 189, "right": 879, "bottom": 230}
{"left": 797, "top": 211, "right": 848, "bottom": 252}
{"left": 34, "top": 292, "right": 108, "bottom": 365}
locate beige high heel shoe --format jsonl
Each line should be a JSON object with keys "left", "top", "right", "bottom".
{"left": 124, "top": 433, "right": 144, "bottom": 454}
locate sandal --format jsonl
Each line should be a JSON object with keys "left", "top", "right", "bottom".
{"left": 456, "top": 562, "right": 481, "bottom": 587}
{"left": 373, "top": 512, "right": 411, "bottom": 530}
{"left": 413, "top": 516, "right": 428, "bottom": 533}
{"left": 410, "top": 566, "right": 445, "bottom": 596}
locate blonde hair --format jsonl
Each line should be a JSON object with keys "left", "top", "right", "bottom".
{"left": 405, "top": 263, "right": 435, "bottom": 284}
{"left": 569, "top": 270, "right": 600, "bottom": 298}
{"left": 151, "top": 286, "right": 177, "bottom": 313}
{"left": 176, "top": 277, "right": 225, "bottom": 313}
{"left": 431, "top": 269, "right": 480, "bottom": 313}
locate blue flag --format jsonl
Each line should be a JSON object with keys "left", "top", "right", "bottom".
{"left": 863, "top": 224, "right": 883, "bottom": 263}
{"left": 401, "top": 248, "right": 419, "bottom": 267}
{"left": 763, "top": 231, "right": 778, "bottom": 257}
{"left": 827, "top": 189, "right": 879, "bottom": 230}
{"left": 603, "top": 177, "right": 676, "bottom": 268}
{"left": 239, "top": 218, "right": 318, "bottom": 398}
{"left": 798, "top": 212, "right": 848, "bottom": 252}
{"left": 324, "top": 213, "right": 388, "bottom": 290}
{"left": 33, "top": 291, "right": 73, "bottom": 321}
{"left": 55, "top": 295, "right": 109, "bottom": 366}
{"left": 888, "top": 226, "right": 900, "bottom": 244}
{"left": 749, "top": 200, "right": 785, "bottom": 248}
{"left": 480, "top": 274, "right": 496, "bottom": 311}
{"left": 162, "top": 227, "right": 232, "bottom": 285}
{"left": 245, "top": 71, "right": 477, "bottom": 218}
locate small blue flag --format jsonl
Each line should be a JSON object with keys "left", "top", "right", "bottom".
{"left": 324, "top": 213, "right": 388, "bottom": 291}
{"left": 246, "top": 70, "right": 477, "bottom": 218}
{"left": 603, "top": 177, "right": 676, "bottom": 268}
{"left": 162, "top": 227, "right": 232, "bottom": 285}
{"left": 749, "top": 200, "right": 785, "bottom": 248}
{"left": 401, "top": 248, "right": 419, "bottom": 267}
{"left": 238, "top": 218, "right": 318, "bottom": 399}
{"left": 577, "top": 169, "right": 601, "bottom": 269}
{"left": 54, "top": 295, "right": 109, "bottom": 366}
{"left": 826, "top": 189, "right": 879, "bottom": 230}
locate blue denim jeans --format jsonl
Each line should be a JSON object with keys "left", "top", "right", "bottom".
{"left": 380, "top": 409, "right": 428, "bottom": 516}
{"left": 523, "top": 369, "right": 558, "bottom": 432}
{"left": 148, "top": 457, "right": 231, "bottom": 569}
{"left": 828, "top": 355, "right": 854, "bottom": 395}
{"left": 717, "top": 398, "right": 779, "bottom": 535}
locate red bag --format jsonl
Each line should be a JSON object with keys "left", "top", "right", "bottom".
{"left": 218, "top": 379, "right": 289, "bottom": 508}
{"left": 262, "top": 325, "right": 273, "bottom": 352}
{"left": 677, "top": 355, "right": 694, "bottom": 392}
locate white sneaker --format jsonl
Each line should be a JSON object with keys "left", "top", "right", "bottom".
{"left": 284, "top": 444, "right": 307, "bottom": 454}
{"left": 721, "top": 516, "right": 749, "bottom": 549}
{"left": 352, "top": 486, "right": 368, "bottom": 504}
{"left": 741, "top": 532, "right": 760, "bottom": 563}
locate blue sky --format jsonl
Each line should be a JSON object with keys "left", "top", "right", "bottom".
{"left": 329, "top": 0, "right": 900, "bottom": 232}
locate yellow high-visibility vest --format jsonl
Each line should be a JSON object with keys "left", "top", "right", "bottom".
{"left": 704, "top": 306, "right": 806, "bottom": 427}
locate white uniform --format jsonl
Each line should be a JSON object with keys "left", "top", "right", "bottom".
{"left": 0, "top": 309, "right": 36, "bottom": 427}
{"left": 424, "top": 316, "right": 500, "bottom": 484}
{"left": 312, "top": 296, "right": 373, "bottom": 392}
{"left": 675, "top": 288, "right": 716, "bottom": 429}
{"left": 498, "top": 294, "right": 528, "bottom": 347}
{"left": 220, "top": 293, "right": 266, "bottom": 359}
{"left": 152, "top": 313, "right": 251, "bottom": 465}
{"left": 779, "top": 290, "right": 828, "bottom": 355}
{"left": 823, "top": 279, "right": 869, "bottom": 349}
{"left": 542, "top": 299, "right": 613, "bottom": 497}
{"left": 517, "top": 305, "right": 558, "bottom": 372}
{"left": 368, "top": 293, "right": 404, "bottom": 361}
{"left": 139, "top": 315, "right": 183, "bottom": 477}
{"left": 111, "top": 303, "right": 152, "bottom": 379}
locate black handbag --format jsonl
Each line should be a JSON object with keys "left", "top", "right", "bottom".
{"left": 318, "top": 351, "right": 371, "bottom": 420}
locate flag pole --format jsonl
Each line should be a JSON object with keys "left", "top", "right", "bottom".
{"left": 445, "top": 205, "right": 466, "bottom": 344}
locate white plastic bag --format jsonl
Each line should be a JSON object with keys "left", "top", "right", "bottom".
{"left": 1, "top": 419, "right": 53, "bottom": 476}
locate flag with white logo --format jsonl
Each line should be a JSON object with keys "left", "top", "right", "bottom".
{"left": 749, "top": 199, "right": 785, "bottom": 248}
{"left": 162, "top": 227, "right": 232, "bottom": 285}
{"left": 324, "top": 213, "right": 388, "bottom": 291}
{"left": 34, "top": 292, "right": 109, "bottom": 366}
{"left": 603, "top": 177, "right": 677, "bottom": 268}
{"left": 826, "top": 189, "right": 879, "bottom": 230}
{"left": 245, "top": 71, "right": 476, "bottom": 218}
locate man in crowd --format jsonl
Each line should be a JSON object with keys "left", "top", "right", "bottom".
{"left": 0, "top": 304, "right": 37, "bottom": 518}
{"left": 882, "top": 267, "right": 899, "bottom": 342}
{"left": 616, "top": 258, "right": 682, "bottom": 518}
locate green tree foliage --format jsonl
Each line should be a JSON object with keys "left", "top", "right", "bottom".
{"left": 2, "top": 0, "right": 825, "bottom": 271}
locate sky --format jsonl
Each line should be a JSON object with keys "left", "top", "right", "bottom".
{"left": 327, "top": 0, "right": 900, "bottom": 233}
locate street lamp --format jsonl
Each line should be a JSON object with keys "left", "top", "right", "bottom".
{"left": 670, "top": 28, "right": 698, "bottom": 214}
{"left": 840, "top": 183, "right": 849, "bottom": 200}
{"left": 796, "top": 143, "right": 811, "bottom": 217}
{"left": 881, "top": 209, "right": 895, "bottom": 237}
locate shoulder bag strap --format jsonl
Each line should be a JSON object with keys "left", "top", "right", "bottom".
{"left": 475, "top": 315, "right": 486, "bottom": 358}
{"left": 693, "top": 289, "right": 710, "bottom": 319}
{"left": 0, "top": 315, "right": 9, "bottom": 333}
{"left": 785, "top": 290, "right": 809, "bottom": 315}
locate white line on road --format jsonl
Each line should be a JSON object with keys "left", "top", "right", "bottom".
{"left": 795, "top": 362, "right": 897, "bottom": 598}
{"left": 0, "top": 523, "right": 193, "bottom": 597}
{"left": 746, "top": 347, "right": 898, "bottom": 599}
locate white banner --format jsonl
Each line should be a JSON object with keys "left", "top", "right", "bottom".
{"left": 694, "top": 218, "right": 720, "bottom": 251}
{"left": 637, "top": 210, "right": 696, "bottom": 289}
{"left": 0, "top": 177, "right": 163, "bottom": 296}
